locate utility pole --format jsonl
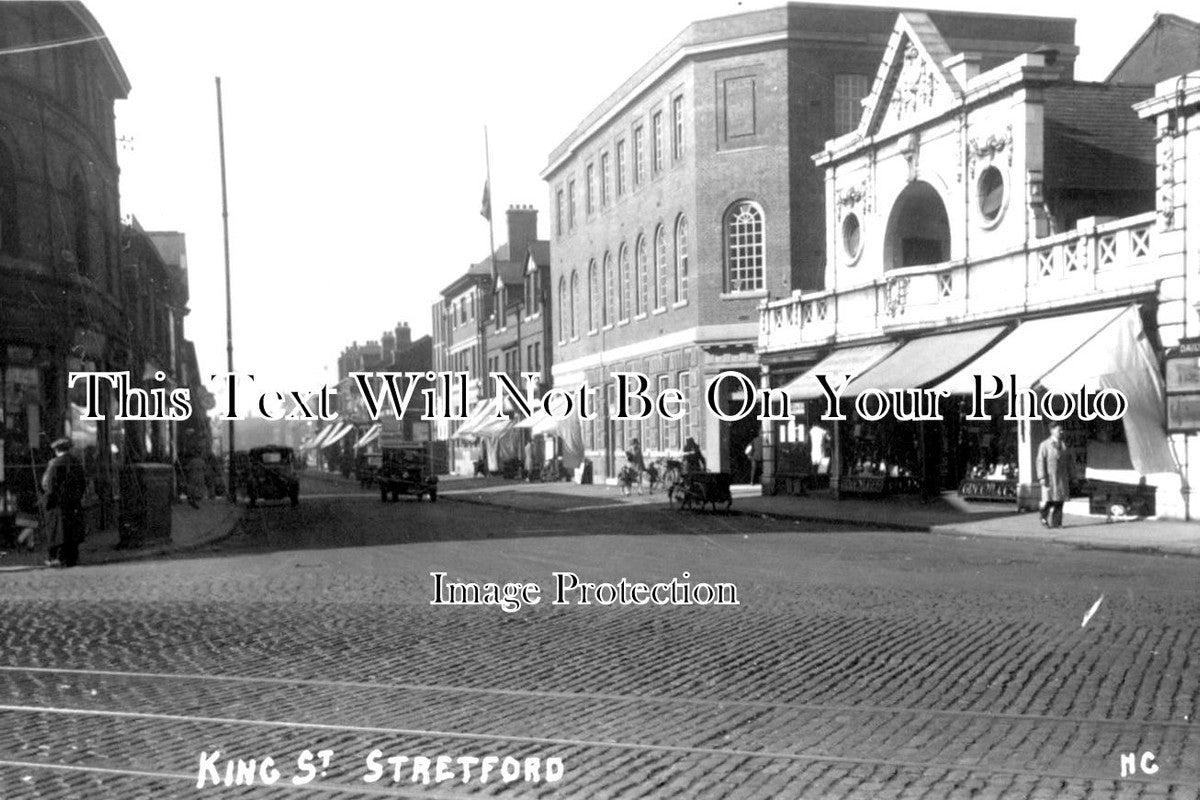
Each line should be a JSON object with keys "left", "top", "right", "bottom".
{"left": 216, "top": 77, "right": 235, "bottom": 500}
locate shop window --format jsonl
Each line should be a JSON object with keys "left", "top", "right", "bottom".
{"left": 724, "top": 201, "right": 764, "bottom": 292}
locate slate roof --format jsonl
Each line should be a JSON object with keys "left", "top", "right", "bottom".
{"left": 1042, "top": 83, "right": 1156, "bottom": 191}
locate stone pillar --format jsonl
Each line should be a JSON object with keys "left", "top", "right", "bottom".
{"left": 760, "top": 366, "right": 775, "bottom": 494}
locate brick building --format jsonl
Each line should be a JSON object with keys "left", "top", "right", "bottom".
{"left": 542, "top": 2, "right": 1076, "bottom": 482}
{"left": 0, "top": 2, "right": 130, "bottom": 529}
{"left": 431, "top": 206, "right": 549, "bottom": 474}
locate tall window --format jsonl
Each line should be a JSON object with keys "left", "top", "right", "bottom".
{"left": 588, "top": 260, "right": 599, "bottom": 332}
{"left": 724, "top": 201, "right": 764, "bottom": 292}
{"left": 615, "top": 140, "right": 626, "bottom": 197}
{"left": 834, "top": 74, "right": 871, "bottom": 136}
{"left": 557, "top": 277, "right": 567, "bottom": 342}
{"left": 71, "top": 175, "right": 90, "bottom": 275}
{"left": 633, "top": 126, "right": 645, "bottom": 186}
{"left": 618, "top": 244, "right": 631, "bottom": 322}
{"left": 657, "top": 375, "right": 671, "bottom": 451}
{"left": 585, "top": 163, "right": 595, "bottom": 215}
{"left": 603, "top": 252, "right": 614, "bottom": 326}
{"left": 674, "top": 215, "right": 689, "bottom": 303}
{"left": 635, "top": 235, "right": 648, "bottom": 315}
{"left": 651, "top": 112, "right": 663, "bottom": 173}
{"left": 671, "top": 95, "right": 684, "bottom": 160}
{"left": 555, "top": 189, "right": 564, "bottom": 236}
{"left": 654, "top": 226, "right": 667, "bottom": 310}
{"left": 0, "top": 142, "right": 18, "bottom": 256}
{"left": 569, "top": 270, "right": 579, "bottom": 338}
{"left": 600, "top": 152, "right": 611, "bottom": 207}
{"left": 678, "top": 371, "right": 693, "bottom": 446}
{"left": 567, "top": 180, "right": 576, "bottom": 229}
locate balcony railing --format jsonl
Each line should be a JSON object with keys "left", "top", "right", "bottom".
{"left": 760, "top": 213, "right": 1166, "bottom": 353}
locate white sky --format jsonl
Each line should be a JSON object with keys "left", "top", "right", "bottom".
{"left": 85, "top": 0, "right": 1197, "bottom": 395}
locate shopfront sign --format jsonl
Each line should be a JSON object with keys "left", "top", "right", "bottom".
{"left": 1165, "top": 338, "right": 1200, "bottom": 433}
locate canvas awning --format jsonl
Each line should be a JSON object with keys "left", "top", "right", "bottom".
{"left": 781, "top": 343, "right": 899, "bottom": 402}
{"left": 932, "top": 307, "right": 1128, "bottom": 395}
{"left": 846, "top": 325, "right": 1009, "bottom": 395}
{"left": 932, "top": 305, "right": 1176, "bottom": 475}
{"left": 301, "top": 425, "right": 335, "bottom": 450}
{"left": 354, "top": 423, "right": 382, "bottom": 449}
{"left": 321, "top": 422, "right": 354, "bottom": 448}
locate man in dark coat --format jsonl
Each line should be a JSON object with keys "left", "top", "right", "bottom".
{"left": 42, "top": 438, "right": 87, "bottom": 567}
{"left": 1036, "top": 423, "right": 1071, "bottom": 529}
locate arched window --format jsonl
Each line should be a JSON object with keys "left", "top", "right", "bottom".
{"left": 618, "top": 244, "right": 631, "bottom": 322}
{"left": 603, "top": 252, "right": 614, "bottom": 326}
{"left": 635, "top": 234, "right": 648, "bottom": 316}
{"left": 587, "top": 260, "right": 599, "bottom": 332}
{"left": 557, "top": 276, "right": 566, "bottom": 342}
{"left": 71, "top": 174, "right": 91, "bottom": 275}
{"left": 675, "top": 215, "right": 689, "bottom": 303}
{"left": 654, "top": 225, "right": 667, "bottom": 310}
{"left": 569, "top": 269, "right": 579, "bottom": 338}
{"left": 0, "top": 142, "right": 18, "bottom": 257}
{"left": 724, "top": 201, "right": 763, "bottom": 292}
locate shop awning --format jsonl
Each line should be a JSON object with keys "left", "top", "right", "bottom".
{"left": 515, "top": 393, "right": 576, "bottom": 434}
{"left": 932, "top": 305, "right": 1177, "bottom": 475}
{"left": 847, "top": 325, "right": 1009, "bottom": 395}
{"left": 300, "top": 425, "right": 335, "bottom": 450}
{"left": 931, "top": 307, "right": 1128, "bottom": 395}
{"left": 455, "top": 398, "right": 499, "bottom": 440}
{"left": 354, "top": 423, "right": 382, "bottom": 449}
{"left": 321, "top": 422, "right": 354, "bottom": 448}
{"left": 781, "top": 343, "right": 900, "bottom": 402}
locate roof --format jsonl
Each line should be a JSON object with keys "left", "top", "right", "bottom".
{"left": 526, "top": 241, "right": 551, "bottom": 269}
{"left": 1105, "top": 13, "right": 1200, "bottom": 86}
{"left": 1042, "top": 83, "right": 1156, "bottom": 191}
{"left": 65, "top": 2, "right": 132, "bottom": 98}
{"left": 495, "top": 262, "right": 525, "bottom": 289}
{"left": 543, "top": 2, "right": 1076, "bottom": 177}
{"left": 147, "top": 231, "right": 186, "bottom": 269}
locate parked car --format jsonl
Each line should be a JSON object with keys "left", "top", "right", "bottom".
{"left": 232, "top": 446, "right": 300, "bottom": 508}
{"left": 377, "top": 443, "right": 438, "bottom": 502}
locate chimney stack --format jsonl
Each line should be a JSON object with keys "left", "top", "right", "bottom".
{"left": 506, "top": 205, "right": 538, "bottom": 264}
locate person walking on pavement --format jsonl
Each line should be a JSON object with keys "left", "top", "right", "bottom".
{"left": 682, "top": 437, "right": 706, "bottom": 475}
{"left": 627, "top": 438, "right": 646, "bottom": 495}
{"left": 1036, "top": 422, "right": 1072, "bottom": 529}
{"left": 41, "top": 437, "right": 87, "bottom": 567}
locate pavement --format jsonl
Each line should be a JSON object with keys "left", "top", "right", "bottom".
{"left": 433, "top": 472, "right": 1200, "bottom": 558}
{"left": 0, "top": 496, "right": 243, "bottom": 571}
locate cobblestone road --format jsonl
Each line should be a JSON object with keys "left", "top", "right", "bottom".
{"left": 0, "top": 478, "right": 1196, "bottom": 798}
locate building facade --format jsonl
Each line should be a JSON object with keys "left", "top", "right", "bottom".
{"left": 543, "top": 2, "right": 1076, "bottom": 483}
{"left": 430, "top": 206, "right": 548, "bottom": 474}
{"left": 0, "top": 2, "right": 130, "bottom": 529}
{"left": 758, "top": 12, "right": 1200, "bottom": 519}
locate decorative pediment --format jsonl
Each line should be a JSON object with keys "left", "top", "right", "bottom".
{"left": 858, "top": 13, "right": 963, "bottom": 139}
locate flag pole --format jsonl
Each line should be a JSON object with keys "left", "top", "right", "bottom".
{"left": 216, "top": 76, "right": 236, "bottom": 499}
{"left": 481, "top": 126, "right": 497, "bottom": 397}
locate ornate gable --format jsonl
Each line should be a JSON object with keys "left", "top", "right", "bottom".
{"left": 858, "top": 13, "right": 963, "bottom": 138}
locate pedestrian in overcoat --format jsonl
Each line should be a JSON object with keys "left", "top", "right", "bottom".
{"left": 1036, "top": 423, "right": 1072, "bottom": 529}
{"left": 42, "top": 438, "right": 87, "bottom": 567}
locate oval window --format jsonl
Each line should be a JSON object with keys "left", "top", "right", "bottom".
{"left": 842, "top": 213, "right": 862, "bottom": 261}
{"left": 978, "top": 166, "right": 1005, "bottom": 223}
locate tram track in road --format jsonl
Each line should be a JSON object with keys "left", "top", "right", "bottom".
{"left": 0, "top": 664, "right": 1196, "bottom": 796}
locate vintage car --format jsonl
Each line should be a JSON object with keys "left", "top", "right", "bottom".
{"left": 377, "top": 443, "right": 438, "bottom": 502}
{"left": 233, "top": 446, "right": 300, "bottom": 508}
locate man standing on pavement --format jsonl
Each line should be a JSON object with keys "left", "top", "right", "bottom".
{"left": 1036, "top": 422, "right": 1072, "bottom": 529}
{"left": 42, "top": 437, "right": 87, "bottom": 567}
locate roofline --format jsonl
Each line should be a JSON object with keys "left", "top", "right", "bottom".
{"left": 66, "top": 2, "right": 132, "bottom": 98}
{"left": 541, "top": 2, "right": 1076, "bottom": 180}
{"left": 1104, "top": 12, "right": 1200, "bottom": 84}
